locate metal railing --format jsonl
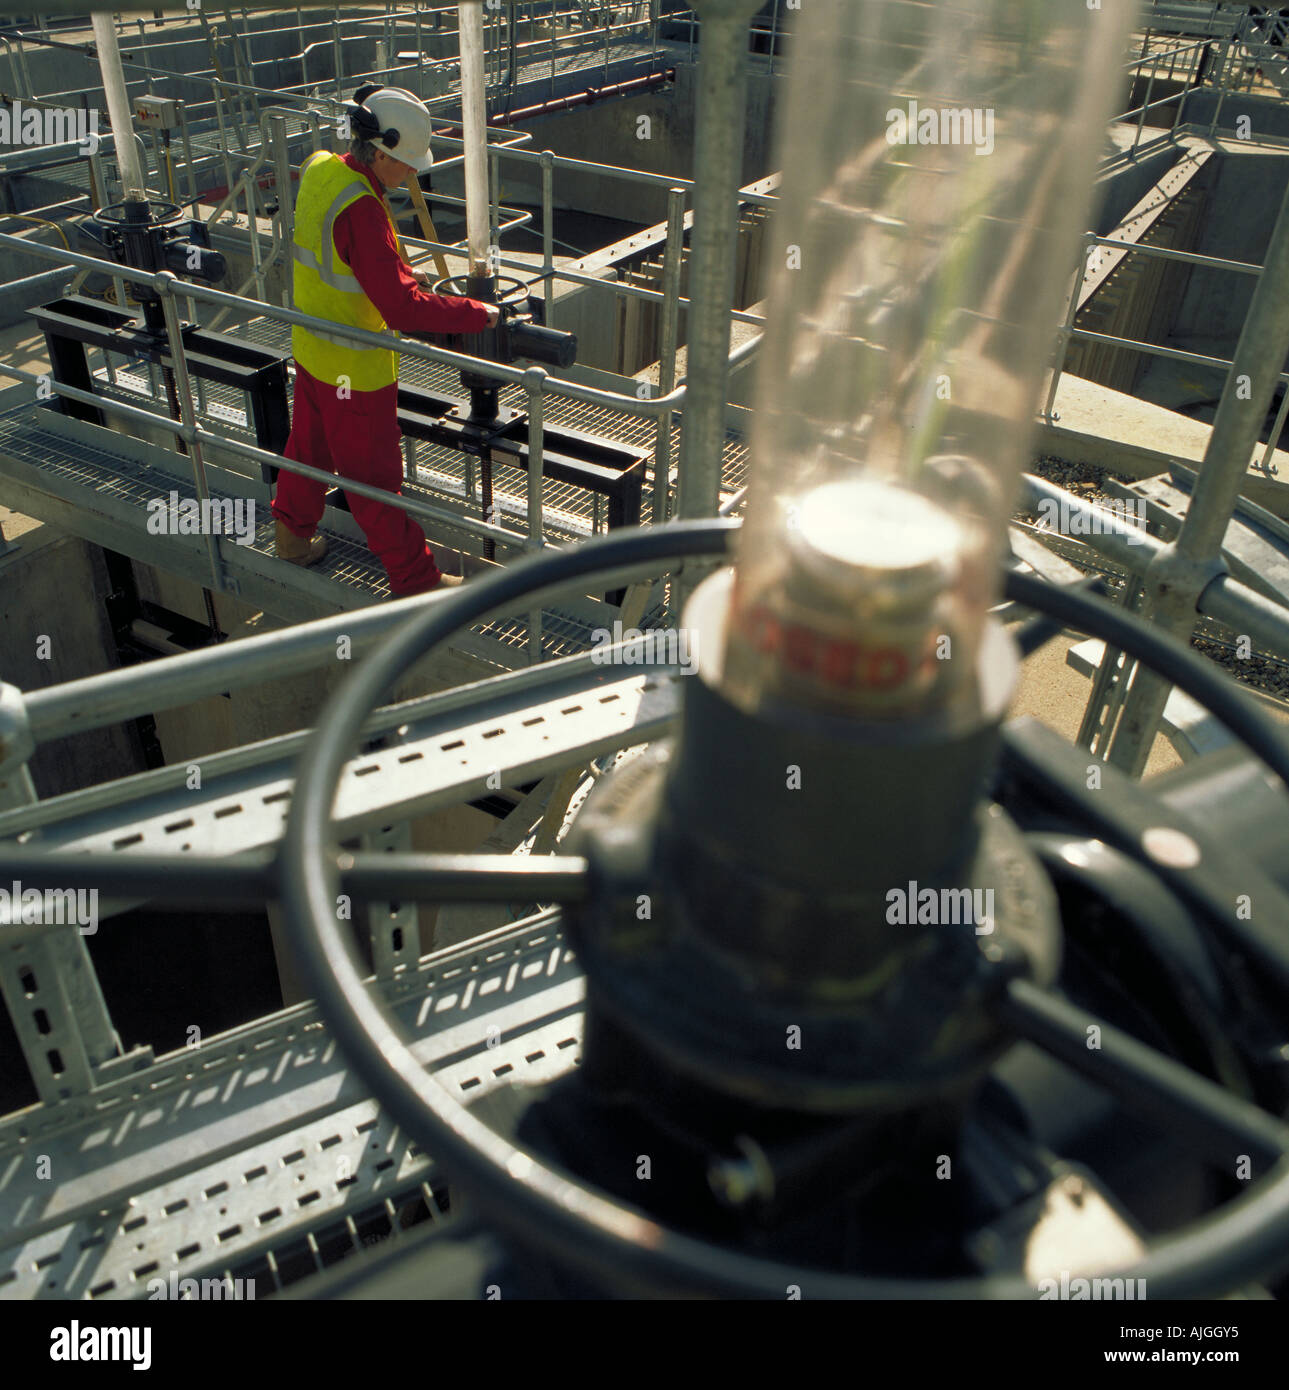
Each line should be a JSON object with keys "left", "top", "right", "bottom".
{"left": 0, "top": 4, "right": 766, "bottom": 349}
{"left": 2, "top": 4, "right": 689, "bottom": 132}
{"left": 1043, "top": 233, "right": 1289, "bottom": 479}
{"left": 0, "top": 228, "right": 761, "bottom": 646}
{"left": 1096, "top": 4, "right": 1289, "bottom": 166}
{"left": 0, "top": 3, "right": 694, "bottom": 262}
{"left": 1036, "top": 5, "right": 1289, "bottom": 466}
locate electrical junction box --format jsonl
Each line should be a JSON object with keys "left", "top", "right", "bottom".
{"left": 134, "top": 94, "right": 180, "bottom": 130}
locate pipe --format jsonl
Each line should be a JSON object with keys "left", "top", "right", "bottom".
{"left": 1109, "top": 172, "right": 1289, "bottom": 775}
{"left": 654, "top": 185, "right": 686, "bottom": 525}
{"left": 436, "top": 70, "right": 675, "bottom": 136}
{"left": 90, "top": 13, "right": 146, "bottom": 202}
{"left": 458, "top": 1, "right": 492, "bottom": 277}
{"left": 674, "top": 0, "right": 761, "bottom": 532}
{"left": 0, "top": 266, "right": 73, "bottom": 315}
{"left": 0, "top": 140, "right": 93, "bottom": 175}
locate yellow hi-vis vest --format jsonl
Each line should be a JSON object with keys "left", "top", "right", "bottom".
{"left": 291, "top": 151, "right": 404, "bottom": 391}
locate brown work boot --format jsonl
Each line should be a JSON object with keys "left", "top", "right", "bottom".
{"left": 275, "top": 521, "right": 327, "bottom": 567}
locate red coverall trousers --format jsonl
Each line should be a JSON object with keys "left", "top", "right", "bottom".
{"left": 272, "top": 364, "right": 443, "bottom": 595}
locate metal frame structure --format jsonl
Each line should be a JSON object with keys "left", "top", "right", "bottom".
{"left": 5, "top": 0, "right": 1289, "bottom": 1301}
{"left": 1, "top": 2, "right": 1287, "bottom": 720}
{"left": 0, "top": 558, "right": 693, "bottom": 1297}
{"left": 4, "top": 513, "right": 1289, "bottom": 1298}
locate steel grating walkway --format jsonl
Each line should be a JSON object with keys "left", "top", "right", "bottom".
{"left": 76, "top": 311, "right": 753, "bottom": 532}
{"left": 237, "top": 315, "right": 753, "bottom": 516}
{"left": 0, "top": 398, "right": 606, "bottom": 663}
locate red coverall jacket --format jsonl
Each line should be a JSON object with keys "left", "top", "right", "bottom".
{"left": 272, "top": 153, "right": 490, "bottom": 595}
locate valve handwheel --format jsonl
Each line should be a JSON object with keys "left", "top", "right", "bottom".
{"left": 279, "top": 520, "right": 1289, "bottom": 1297}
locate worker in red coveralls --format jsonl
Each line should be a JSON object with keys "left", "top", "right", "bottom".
{"left": 273, "top": 84, "right": 499, "bottom": 593}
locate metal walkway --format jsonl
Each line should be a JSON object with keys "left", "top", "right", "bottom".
{"left": 0, "top": 300, "right": 750, "bottom": 655}
{"left": 234, "top": 314, "right": 754, "bottom": 528}
{"left": 0, "top": 396, "right": 611, "bottom": 662}
{"left": 0, "top": 910, "right": 583, "bottom": 1300}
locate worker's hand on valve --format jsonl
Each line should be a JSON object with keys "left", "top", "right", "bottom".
{"left": 412, "top": 268, "right": 432, "bottom": 287}
{"left": 483, "top": 305, "right": 501, "bottom": 329}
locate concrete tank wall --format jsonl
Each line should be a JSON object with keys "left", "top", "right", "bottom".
{"left": 1170, "top": 150, "right": 1289, "bottom": 347}
{"left": 485, "top": 64, "right": 782, "bottom": 229}
{"left": 0, "top": 518, "right": 145, "bottom": 798}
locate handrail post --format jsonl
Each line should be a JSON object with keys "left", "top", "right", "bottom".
{"left": 654, "top": 185, "right": 685, "bottom": 524}
{"left": 1108, "top": 174, "right": 1289, "bottom": 775}
{"left": 540, "top": 149, "right": 556, "bottom": 330}
{"left": 1043, "top": 232, "right": 1094, "bottom": 424}
{"left": 157, "top": 272, "right": 225, "bottom": 596}
{"left": 525, "top": 365, "right": 547, "bottom": 665}
{"left": 674, "top": 0, "right": 760, "bottom": 581}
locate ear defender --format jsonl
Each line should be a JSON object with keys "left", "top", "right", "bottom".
{"left": 347, "top": 85, "right": 387, "bottom": 141}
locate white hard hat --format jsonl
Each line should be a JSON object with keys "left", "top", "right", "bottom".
{"left": 350, "top": 85, "right": 434, "bottom": 173}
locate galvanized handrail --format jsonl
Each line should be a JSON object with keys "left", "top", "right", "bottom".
{"left": 7, "top": 2, "right": 690, "bottom": 130}
{"left": 0, "top": 230, "right": 760, "bottom": 592}
{"left": 1044, "top": 229, "right": 1289, "bottom": 477}
{"left": 0, "top": 206, "right": 762, "bottom": 425}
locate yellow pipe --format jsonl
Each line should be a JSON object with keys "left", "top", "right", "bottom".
{"left": 0, "top": 213, "right": 69, "bottom": 251}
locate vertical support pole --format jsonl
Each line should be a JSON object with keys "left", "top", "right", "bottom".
{"left": 459, "top": 0, "right": 493, "bottom": 276}
{"left": 540, "top": 149, "right": 555, "bottom": 330}
{"left": 674, "top": 0, "right": 759, "bottom": 551}
{"left": 178, "top": 100, "right": 200, "bottom": 208}
{"left": 158, "top": 273, "right": 225, "bottom": 595}
{"left": 1108, "top": 176, "right": 1289, "bottom": 776}
{"left": 525, "top": 365, "right": 547, "bottom": 665}
{"left": 0, "top": 687, "right": 121, "bottom": 1104}
{"left": 364, "top": 821, "right": 421, "bottom": 979}
{"left": 1134, "top": 62, "right": 1156, "bottom": 154}
{"left": 1208, "top": 37, "right": 1232, "bottom": 136}
{"left": 653, "top": 185, "right": 685, "bottom": 525}
{"left": 92, "top": 11, "right": 147, "bottom": 202}
{"left": 44, "top": 330, "right": 105, "bottom": 427}
{"left": 208, "top": 77, "right": 238, "bottom": 201}
{"left": 1077, "top": 577, "right": 1145, "bottom": 758}
{"left": 1257, "top": 373, "right": 1289, "bottom": 476}
{"left": 270, "top": 112, "right": 293, "bottom": 307}
{"left": 489, "top": 141, "right": 501, "bottom": 253}
{"left": 1043, "top": 234, "right": 1094, "bottom": 423}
